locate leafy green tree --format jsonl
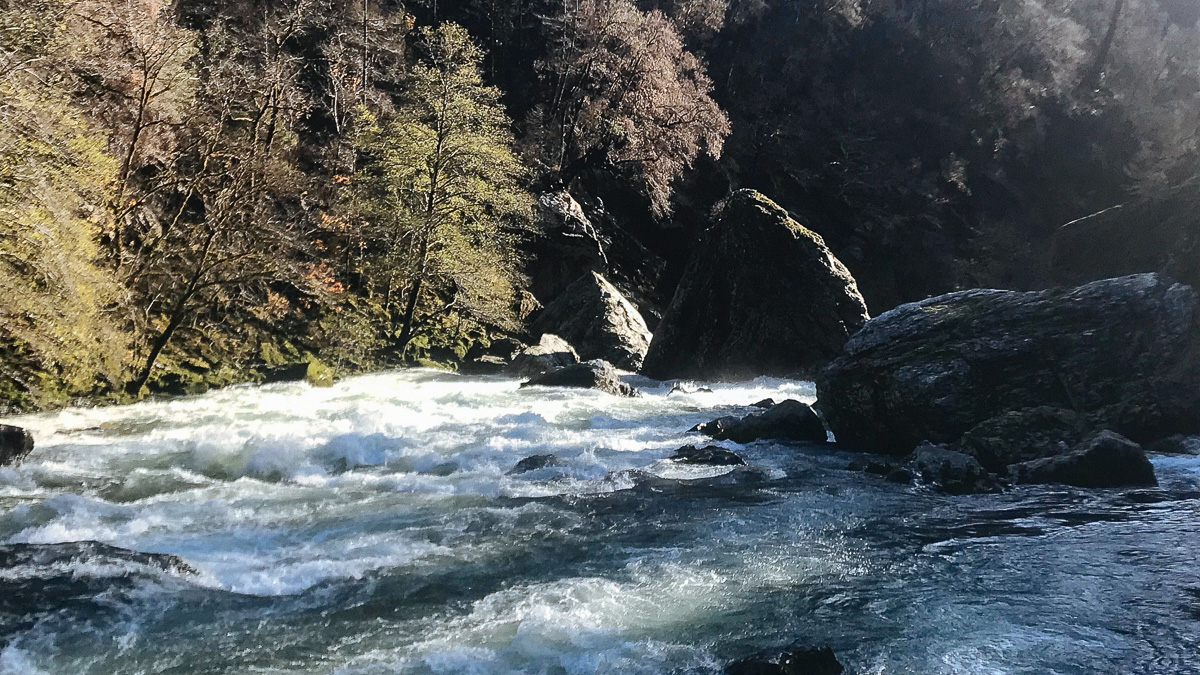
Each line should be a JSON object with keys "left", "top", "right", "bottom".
{"left": 351, "top": 22, "right": 532, "bottom": 357}
{"left": 0, "top": 0, "right": 128, "bottom": 408}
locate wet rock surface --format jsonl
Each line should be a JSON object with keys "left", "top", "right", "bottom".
{"left": 521, "top": 359, "right": 638, "bottom": 397}
{"left": 669, "top": 445, "right": 747, "bottom": 466}
{"left": 818, "top": 274, "right": 1200, "bottom": 455}
{"left": 1011, "top": 431, "right": 1157, "bottom": 488}
{"left": 694, "top": 400, "right": 827, "bottom": 444}
{"left": 0, "top": 424, "right": 33, "bottom": 466}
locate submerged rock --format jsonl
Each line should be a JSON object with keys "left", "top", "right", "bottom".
{"left": 695, "top": 400, "right": 827, "bottom": 444}
{"left": 726, "top": 646, "right": 844, "bottom": 675}
{"left": 506, "top": 334, "right": 579, "bottom": 378}
{"left": 531, "top": 271, "right": 653, "bottom": 370}
{"left": 817, "top": 274, "right": 1200, "bottom": 455}
{"left": 520, "top": 360, "right": 637, "bottom": 397}
{"left": 0, "top": 425, "right": 33, "bottom": 467}
{"left": 904, "top": 443, "right": 1000, "bottom": 495}
{"left": 1011, "top": 431, "right": 1157, "bottom": 488}
{"left": 507, "top": 454, "right": 562, "bottom": 475}
{"left": 669, "top": 445, "right": 747, "bottom": 466}
{"left": 643, "top": 189, "right": 869, "bottom": 381}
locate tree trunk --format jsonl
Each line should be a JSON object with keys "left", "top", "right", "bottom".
{"left": 395, "top": 235, "right": 430, "bottom": 357}
{"left": 1081, "top": 0, "right": 1124, "bottom": 92}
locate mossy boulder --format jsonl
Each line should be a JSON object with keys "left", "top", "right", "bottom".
{"left": 643, "top": 190, "right": 869, "bottom": 380}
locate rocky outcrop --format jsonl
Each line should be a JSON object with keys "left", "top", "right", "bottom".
{"left": 642, "top": 190, "right": 869, "bottom": 380}
{"left": 520, "top": 360, "right": 637, "bottom": 397}
{"left": 506, "top": 334, "right": 579, "bottom": 378}
{"left": 669, "top": 445, "right": 747, "bottom": 466}
{"left": 692, "top": 400, "right": 827, "bottom": 444}
{"left": 817, "top": 274, "right": 1200, "bottom": 455}
{"left": 0, "top": 425, "right": 33, "bottom": 466}
{"left": 1011, "top": 431, "right": 1157, "bottom": 488}
{"left": 531, "top": 272, "right": 653, "bottom": 370}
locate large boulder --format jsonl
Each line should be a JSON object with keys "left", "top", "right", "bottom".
{"left": 506, "top": 334, "right": 579, "bottom": 378}
{"left": 642, "top": 190, "right": 869, "bottom": 380}
{"left": 1010, "top": 431, "right": 1157, "bottom": 488}
{"left": 0, "top": 425, "right": 33, "bottom": 466}
{"left": 520, "top": 360, "right": 638, "bottom": 397}
{"left": 531, "top": 272, "right": 653, "bottom": 370}
{"left": 817, "top": 274, "right": 1200, "bottom": 455}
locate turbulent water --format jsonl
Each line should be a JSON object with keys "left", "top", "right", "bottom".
{"left": 2, "top": 369, "right": 1200, "bottom": 674}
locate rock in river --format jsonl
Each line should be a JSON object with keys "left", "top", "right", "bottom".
{"left": 1010, "top": 431, "right": 1157, "bottom": 488}
{"left": 817, "top": 274, "right": 1200, "bottom": 455}
{"left": 642, "top": 189, "right": 869, "bottom": 380}
{"left": 693, "top": 400, "right": 827, "bottom": 444}
{"left": 669, "top": 445, "right": 747, "bottom": 467}
{"left": 957, "top": 406, "right": 1097, "bottom": 473}
{"left": 531, "top": 271, "right": 653, "bottom": 370}
{"left": 520, "top": 360, "right": 637, "bottom": 397}
{"left": 506, "top": 334, "right": 579, "bottom": 378}
{"left": 0, "top": 424, "right": 33, "bottom": 467}
{"left": 903, "top": 443, "right": 1000, "bottom": 495}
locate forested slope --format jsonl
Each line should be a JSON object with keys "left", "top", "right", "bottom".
{"left": 2, "top": 0, "right": 1198, "bottom": 410}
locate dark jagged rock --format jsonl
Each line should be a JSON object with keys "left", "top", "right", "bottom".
{"left": 726, "top": 646, "right": 844, "bottom": 675}
{"left": 958, "top": 407, "right": 1097, "bottom": 473}
{"left": 689, "top": 416, "right": 740, "bottom": 437}
{"left": 520, "top": 360, "right": 637, "bottom": 397}
{"left": 669, "top": 445, "right": 747, "bottom": 466}
{"left": 817, "top": 274, "right": 1200, "bottom": 455}
{"left": 904, "top": 443, "right": 1000, "bottom": 495}
{"left": 752, "top": 398, "right": 776, "bottom": 409}
{"left": 507, "top": 454, "right": 562, "bottom": 475}
{"left": 0, "top": 425, "right": 33, "bottom": 467}
{"left": 531, "top": 271, "right": 653, "bottom": 371}
{"left": 695, "top": 400, "right": 827, "bottom": 444}
{"left": 1011, "top": 431, "right": 1157, "bottom": 488}
{"left": 506, "top": 334, "right": 579, "bottom": 378}
{"left": 643, "top": 190, "right": 869, "bottom": 381}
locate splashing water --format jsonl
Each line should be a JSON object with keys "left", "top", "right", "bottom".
{"left": 1, "top": 369, "right": 1199, "bottom": 674}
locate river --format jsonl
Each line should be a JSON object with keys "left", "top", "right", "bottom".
{"left": 1, "top": 369, "right": 1199, "bottom": 674}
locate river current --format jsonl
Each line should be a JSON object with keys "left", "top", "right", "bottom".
{"left": 1, "top": 369, "right": 1199, "bottom": 674}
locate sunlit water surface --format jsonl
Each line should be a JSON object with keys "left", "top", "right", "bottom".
{"left": 2, "top": 369, "right": 1200, "bottom": 674}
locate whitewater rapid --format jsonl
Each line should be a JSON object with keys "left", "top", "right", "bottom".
{"left": 2, "top": 369, "right": 1200, "bottom": 674}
